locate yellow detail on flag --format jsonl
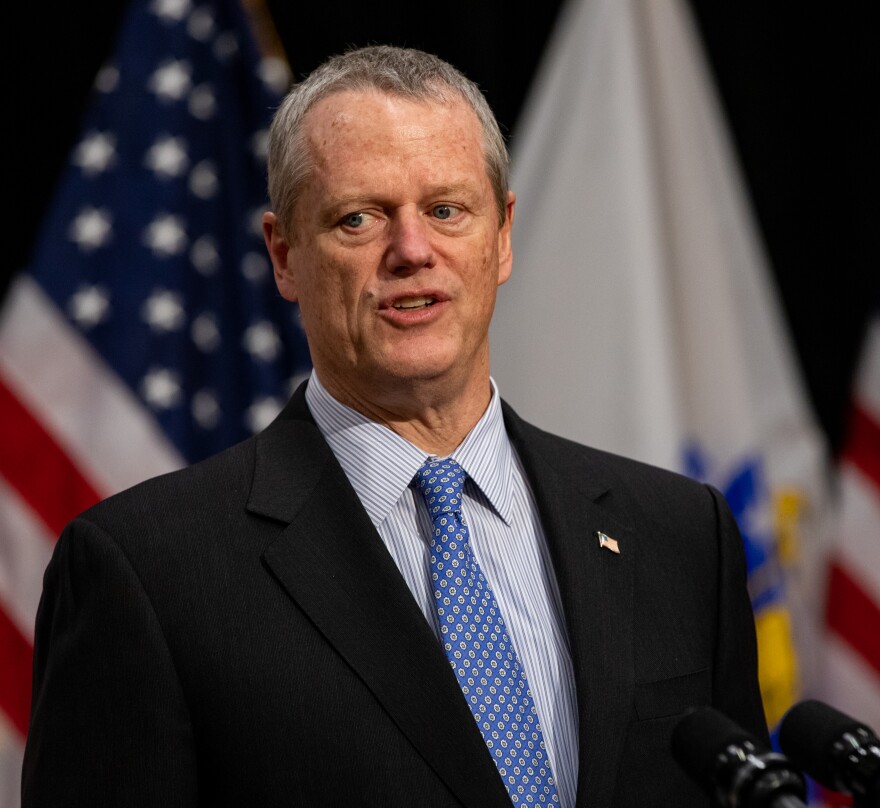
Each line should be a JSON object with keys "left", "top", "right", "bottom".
{"left": 773, "top": 488, "right": 806, "bottom": 567}
{"left": 755, "top": 606, "right": 800, "bottom": 729}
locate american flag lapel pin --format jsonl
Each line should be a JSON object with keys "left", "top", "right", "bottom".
{"left": 597, "top": 531, "right": 620, "bottom": 554}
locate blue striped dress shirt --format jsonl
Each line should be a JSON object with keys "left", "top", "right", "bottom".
{"left": 305, "top": 372, "right": 579, "bottom": 807}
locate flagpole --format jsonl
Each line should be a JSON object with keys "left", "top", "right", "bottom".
{"left": 240, "top": 0, "right": 291, "bottom": 72}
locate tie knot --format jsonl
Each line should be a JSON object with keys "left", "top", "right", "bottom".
{"left": 415, "top": 458, "right": 466, "bottom": 517}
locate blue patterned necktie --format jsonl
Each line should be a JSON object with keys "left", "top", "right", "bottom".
{"left": 415, "top": 458, "right": 560, "bottom": 806}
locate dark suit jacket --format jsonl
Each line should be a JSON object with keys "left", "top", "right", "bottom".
{"left": 23, "top": 385, "right": 767, "bottom": 807}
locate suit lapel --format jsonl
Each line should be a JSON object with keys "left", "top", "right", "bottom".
{"left": 248, "top": 390, "right": 511, "bottom": 808}
{"left": 504, "top": 405, "right": 635, "bottom": 808}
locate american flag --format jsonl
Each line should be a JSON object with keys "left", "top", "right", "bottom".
{"left": 0, "top": 0, "right": 310, "bottom": 800}
{"left": 816, "top": 306, "right": 880, "bottom": 806}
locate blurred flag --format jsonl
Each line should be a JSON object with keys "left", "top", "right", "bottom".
{"left": 820, "top": 308, "right": 880, "bottom": 782}
{"left": 0, "top": 0, "right": 309, "bottom": 802}
{"left": 491, "top": 0, "right": 830, "bottom": 748}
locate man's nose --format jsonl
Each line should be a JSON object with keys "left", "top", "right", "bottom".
{"left": 384, "top": 209, "right": 435, "bottom": 276}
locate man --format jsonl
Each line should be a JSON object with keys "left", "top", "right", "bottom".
{"left": 23, "top": 45, "right": 767, "bottom": 807}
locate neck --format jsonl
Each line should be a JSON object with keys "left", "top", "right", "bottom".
{"left": 316, "top": 370, "right": 493, "bottom": 457}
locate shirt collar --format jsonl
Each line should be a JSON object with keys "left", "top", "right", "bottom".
{"left": 305, "top": 371, "right": 515, "bottom": 528}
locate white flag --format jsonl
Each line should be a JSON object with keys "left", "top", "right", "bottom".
{"left": 491, "top": 0, "right": 831, "bottom": 733}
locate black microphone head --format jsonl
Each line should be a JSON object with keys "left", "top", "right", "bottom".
{"left": 673, "top": 707, "right": 807, "bottom": 808}
{"left": 779, "top": 699, "right": 879, "bottom": 796}
{"left": 672, "top": 707, "right": 757, "bottom": 792}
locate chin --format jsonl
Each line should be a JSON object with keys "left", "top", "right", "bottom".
{"left": 368, "top": 354, "right": 458, "bottom": 386}
{"left": 382, "top": 363, "right": 452, "bottom": 385}
{"left": 377, "top": 341, "right": 455, "bottom": 375}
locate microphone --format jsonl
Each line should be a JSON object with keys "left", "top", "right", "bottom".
{"left": 779, "top": 699, "right": 880, "bottom": 807}
{"left": 672, "top": 706, "right": 807, "bottom": 808}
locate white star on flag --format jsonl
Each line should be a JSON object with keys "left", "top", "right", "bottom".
{"left": 245, "top": 396, "right": 283, "bottom": 433}
{"left": 189, "top": 160, "right": 219, "bottom": 199}
{"left": 258, "top": 57, "right": 292, "bottom": 96}
{"left": 241, "top": 252, "right": 269, "bottom": 282}
{"left": 144, "top": 134, "right": 189, "bottom": 179}
{"left": 95, "top": 64, "right": 120, "bottom": 94}
{"left": 142, "top": 288, "right": 186, "bottom": 332}
{"left": 187, "top": 6, "right": 215, "bottom": 41}
{"left": 68, "top": 285, "right": 112, "bottom": 328}
{"left": 68, "top": 206, "right": 113, "bottom": 251}
{"left": 148, "top": 59, "right": 192, "bottom": 102}
{"left": 191, "top": 389, "right": 221, "bottom": 428}
{"left": 188, "top": 84, "right": 217, "bottom": 120}
{"left": 243, "top": 321, "right": 281, "bottom": 361}
{"left": 191, "top": 312, "right": 221, "bottom": 351}
{"left": 246, "top": 207, "right": 264, "bottom": 238}
{"left": 250, "top": 129, "right": 270, "bottom": 161}
{"left": 150, "top": 0, "right": 191, "bottom": 24}
{"left": 143, "top": 212, "right": 187, "bottom": 257}
{"left": 213, "top": 32, "right": 238, "bottom": 62}
{"left": 72, "top": 132, "right": 117, "bottom": 176}
{"left": 190, "top": 234, "right": 220, "bottom": 274}
{"left": 140, "top": 367, "right": 183, "bottom": 409}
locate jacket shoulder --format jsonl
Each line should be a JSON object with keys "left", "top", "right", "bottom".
{"left": 501, "top": 399, "right": 711, "bottom": 503}
{"left": 83, "top": 435, "right": 258, "bottom": 529}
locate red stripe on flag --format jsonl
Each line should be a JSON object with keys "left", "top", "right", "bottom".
{"left": 0, "top": 603, "right": 33, "bottom": 737}
{"left": 0, "top": 376, "right": 102, "bottom": 537}
{"left": 826, "top": 561, "right": 880, "bottom": 678}
{"left": 817, "top": 784, "right": 853, "bottom": 807}
{"left": 842, "top": 403, "right": 880, "bottom": 495}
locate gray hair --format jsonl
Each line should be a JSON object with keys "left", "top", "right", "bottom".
{"left": 266, "top": 45, "right": 509, "bottom": 234}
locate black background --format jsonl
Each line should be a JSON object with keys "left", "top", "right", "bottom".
{"left": 10, "top": 1, "right": 876, "bottom": 456}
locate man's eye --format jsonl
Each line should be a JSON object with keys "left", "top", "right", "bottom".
{"left": 432, "top": 205, "right": 458, "bottom": 220}
{"left": 341, "top": 212, "right": 368, "bottom": 228}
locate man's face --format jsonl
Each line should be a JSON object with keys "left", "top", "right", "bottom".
{"left": 264, "top": 89, "right": 514, "bottom": 408}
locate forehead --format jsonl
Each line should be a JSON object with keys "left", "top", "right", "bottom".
{"left": 301, "top": 89, "right": 488, "bottom": 185}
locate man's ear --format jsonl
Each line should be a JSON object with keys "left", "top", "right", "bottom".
{"left": 262, "top": 211, "right": 297, "bottom": 302}
{"left": 497, "top": 191, "right": 515, "bottom": 287}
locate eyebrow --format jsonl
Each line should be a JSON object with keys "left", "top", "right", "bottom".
{"left": 326, "top": 183, "right": 476, "bottom": 205}
{"left": 323, "top": 195, "right": 376, "bottom": 213}
{"left": 427, "top": 183, "right": 475, "bottom": 197}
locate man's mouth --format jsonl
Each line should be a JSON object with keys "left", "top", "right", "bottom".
{"left": 392, "top": 296, "right": 436, "bottom": 310}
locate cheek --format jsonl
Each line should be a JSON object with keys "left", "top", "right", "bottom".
{"left": 299, "top": 256, "right": 367, "bottom": 330}
{"left": 471, "top": 245, "right": 503, "bottom": 304}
